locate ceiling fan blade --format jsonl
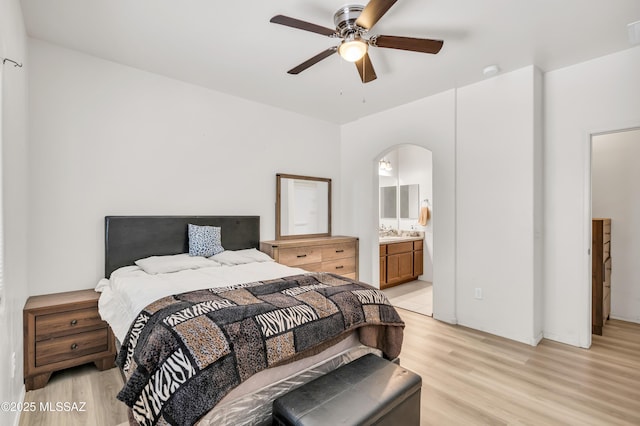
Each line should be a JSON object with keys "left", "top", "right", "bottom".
{"left": 355, "top": 0, "right": 397, "bottom": 30}
{"left": 270, "top": 15, "right": 337, "bottom": 37}
{"left": 355, "top": 52, "right": 377, "bottom": 83}
{"left": 373, "top": 35, "right": 444, "bottom": 54}
{"left": 287, "top": 47, "right": 338, "bottom": 75}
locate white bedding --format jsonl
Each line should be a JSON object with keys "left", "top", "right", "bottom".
{"left": 97, "top": 261, "right": 307, "bottom": 343}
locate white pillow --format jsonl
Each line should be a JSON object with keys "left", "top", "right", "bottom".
{"left": 209, "top": 249, "right": 274, "bottom": 266}
{"left": 135, "top": 253, "right": 220, "bottom": 275}
{"left": 110, "top": 265, "right": 141, "bottom": 277}
{"left": 95, "top": 278, "right": 110, "bottom": 293}
{"left": 235, "top": 248, "right": 274, "bottom": 263}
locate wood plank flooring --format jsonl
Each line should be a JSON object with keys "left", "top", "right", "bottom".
{"left": 19, "top": 311, "right": 640, "bottom": 426}
{"left": 399, "top": 310, "right": 640, "bottom": 425}
{"left": 19, "top": 364, "right": 128, "bottom": 426}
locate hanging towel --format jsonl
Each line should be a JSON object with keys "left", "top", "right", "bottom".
{"left": 418, "top": 206, "right": 430, "bottom": 226}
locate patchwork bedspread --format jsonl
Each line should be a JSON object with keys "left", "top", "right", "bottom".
{"left": 116, "top": 272, "right": 404, "bottom": 426}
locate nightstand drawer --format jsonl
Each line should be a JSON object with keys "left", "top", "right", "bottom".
{"left": 35, "top": 307, "right": 106, "bottom": 341}
{"left": 36, "top": 328, "right": 109, "bottom": 367}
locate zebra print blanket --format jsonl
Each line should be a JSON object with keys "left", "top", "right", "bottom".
{"left": 115, "top": 272, "right": 404, "bottom": 426}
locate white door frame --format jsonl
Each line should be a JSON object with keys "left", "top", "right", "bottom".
{"left": 583, "top": 124, "right": 640, "bottom": 348}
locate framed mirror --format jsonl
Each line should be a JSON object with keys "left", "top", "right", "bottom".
{"left": 276, "top": 174, "right": 331, "bottom": 240}
{"left": 399, "top": 184, "right": 420, "bottom": 219}
{"left": 380, "top": 186, "right": 397, "bottom": 219}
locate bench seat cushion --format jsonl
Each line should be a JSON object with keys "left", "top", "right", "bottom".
{"left": 273, "top": 354, "right": 422, "bottom": 426}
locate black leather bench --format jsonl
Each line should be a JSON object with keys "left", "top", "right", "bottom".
{"left": 272, "top": 354, "right": 422, "bottom": 426}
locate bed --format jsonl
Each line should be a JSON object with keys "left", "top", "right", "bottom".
{"left": 97, "top": 216, "right": 404, "bottom": 426}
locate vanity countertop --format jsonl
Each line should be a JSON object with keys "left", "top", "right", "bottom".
{"left": 379, "top": 235, "right": 424, "bottom": 244}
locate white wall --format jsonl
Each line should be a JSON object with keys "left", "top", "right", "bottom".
{"left": 0, "top": 0, "right": 29, "bottom": 423}
{"left": 592, "top": 129, "right": 640, "bottom": 324}
{"left": 544, "top": 46, "right": 640, "bottom": 347}
{"left": 340, "top": 90, "right": 457, "bottom": 324}
{"left": 27, "top": 39, "right": 341, "bottom": 296}
{"left": 342, "top": 67, "right": 546, "bottom": 344}
{"left": 456, "top": 66, "right": 543, "bottom": 345}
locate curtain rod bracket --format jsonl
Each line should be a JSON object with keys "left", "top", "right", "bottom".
{"left": 2, "top": 58, "right": 23, "bottom": 68}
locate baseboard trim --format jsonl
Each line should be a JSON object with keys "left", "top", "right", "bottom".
{"left": 609, "top": 314, "right": 640, "bottom": 324}
{"left": 531, "top": 331, "right": 544, "bottom": 346}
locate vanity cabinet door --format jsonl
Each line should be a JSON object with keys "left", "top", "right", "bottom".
{"left": 386, "top": 252, "right": 414, "bottom": 285}
{"left": 380, "top": 239, "right": 423, "bottom": 289}
{"left": 414, "top": 250, "right": 423, "bottom": 276}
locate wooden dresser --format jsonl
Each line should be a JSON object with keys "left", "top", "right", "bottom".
{"left": 592, "top": 218, "right": 612, "bottom": 335}
{"left": 23, "top": 289, "right": 116, "bottom": 391}
{"left": 260, "top": 236, "right": 359, "bottom": 280}
{"left": 380, "top": 239, "right": 424, "bottom": 289}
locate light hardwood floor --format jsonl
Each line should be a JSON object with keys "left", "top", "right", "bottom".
{"left": 20, "top": 311, "right": 640, "bottom": 426}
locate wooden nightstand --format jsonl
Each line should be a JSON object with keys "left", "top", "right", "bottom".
{"left": 23, "top": 289, "right": 116, "bottom": 391}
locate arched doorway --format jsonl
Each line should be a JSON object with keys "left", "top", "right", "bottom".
{"left": 376, "top": 145, "right": 434, "bottom": 316}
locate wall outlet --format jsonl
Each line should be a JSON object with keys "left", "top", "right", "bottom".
{"left": 11, "top": 352, "right": 16, "bottom": 379}
{"left": 474, "top": 288, "right": 483, "bottom": 300}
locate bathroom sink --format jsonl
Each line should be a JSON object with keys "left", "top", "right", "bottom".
{"left": 379, "top": 235, "right": 421, "bottom": 243}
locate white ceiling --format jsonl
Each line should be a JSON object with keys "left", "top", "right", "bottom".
{"left": 20, "top": 0, "right": 640, "bottom": 124}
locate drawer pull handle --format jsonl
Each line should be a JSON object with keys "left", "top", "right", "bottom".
{"left": 70, "top": 343, "right": 78, "bottom": 350}
{"left": 297, "top": 254, "right": 307, "bottom": 258}
{"left": 70, "top": 319, "right": 78, "bottom": 326}
{"left": 335, "top": 265, "right": 344, "bottom": 269}
{"left": 335, "top": 250, "right": 344, "bottom": 253}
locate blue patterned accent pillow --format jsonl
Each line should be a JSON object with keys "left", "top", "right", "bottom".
{"left": 188, "top": 224, "right": 224, "bottom": 257}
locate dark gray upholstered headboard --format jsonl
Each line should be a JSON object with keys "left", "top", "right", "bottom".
{"left": 104, "top": 216, "right": 260, "bottom": 278}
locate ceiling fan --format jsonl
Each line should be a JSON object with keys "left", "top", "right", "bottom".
{"left": 270, "top": 0, "right": 444, "bottom": 83}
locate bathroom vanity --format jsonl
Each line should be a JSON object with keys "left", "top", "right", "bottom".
{"left": 379, "top": 236, "right": 423, "bottom": 289}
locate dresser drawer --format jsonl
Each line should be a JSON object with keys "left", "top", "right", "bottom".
{"left": 278, "top": 247, "right": 322, "bottom": 266}
{"left": 321, "top": 257, "right": 356, "bottom": 275}
{"left": 386, "top": 241, "right": 414, "bottom": 255}
{"left": 322, "top": 242, "right": 356, "bottom": 261}
{"left": 35, "top": 328, "right": 109, "bottom": 367}
{"left": 35, "top": 307, "right": 106, "bottom": 341}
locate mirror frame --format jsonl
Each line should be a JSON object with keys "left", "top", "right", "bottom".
{"left": 276, "top": 173, "right": 332, "bottom": 240}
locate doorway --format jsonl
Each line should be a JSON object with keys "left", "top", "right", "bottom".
{"left": 376, "top": 145, "right": 434, "bottom": 316}
{"left": 590, "top": 128, "right": 640, "bottom": 335}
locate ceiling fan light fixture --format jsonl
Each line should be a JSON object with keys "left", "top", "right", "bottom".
{"left": 339, "top": 36, "right": 368, "bottom": 62}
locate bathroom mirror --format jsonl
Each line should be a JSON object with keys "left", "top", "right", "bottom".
{"left": 276, "top": 174, "right": 331, "bottom": 240}
{"left": 380, "top": 186, "right": 397, "bottom": 219}
{"left": 400, "top": 184, "right": 420, "bottom": 219}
